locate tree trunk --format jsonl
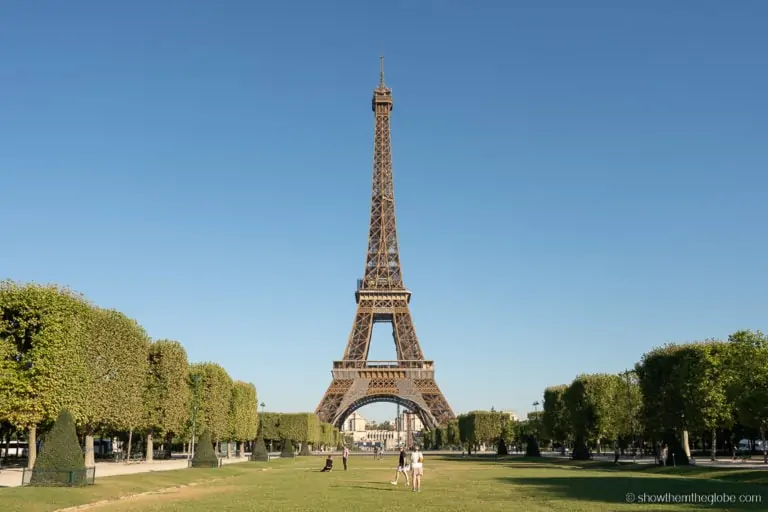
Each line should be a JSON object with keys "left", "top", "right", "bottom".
{"left": 762, "top": 427, "right": 767, "bottom": 464}
{"left": 237, "top": 441, "right": 243, "bottom": 458}
{"left": 682, "top": 430, "right": 691, "bottom": 458}
{"left": 126, "top": 429, "right": 133, "bottom": 462}
{"left": 85, "top": 429, "right": 95, "bottom": 467}
{"left": 710, "top": 429, "right": 716, "bottom": 461}
{"left": 226, "top": 441, "right": 232, "bottom": 458}
{"left": 27, "top": 425, "right": 37, "bottom": 469}
{"left": 4, "top": 432, "right": 11, "bottom": 460}
{"left": 165, "top": 432, "right": 173, "bottom": 459}
{"left": 596, "top": 438, "right": 601, "bottom": 454}
{"left": 146, "top": 430, "right": 154, "bottom": 462}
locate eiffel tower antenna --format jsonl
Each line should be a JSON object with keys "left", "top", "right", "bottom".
{"left": 379, "top": 55, "right": 385, "bottom": 87}
{"left": 315, "top": 60, "right": 454, "bottom": 431}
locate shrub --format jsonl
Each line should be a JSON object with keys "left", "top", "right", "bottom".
{"left": 251, "top": 433, "right": 268, "bottom": 461}
{"left": 280, "top": 438, "right": 294, "bottom": 458}
{"left": 525, "top": 435, "right": 541, "bottom": 457}
{"left": 497, "top": 436, "right": 508, "bottom": 456}
{"left": 30, "top": 409, "right": 87, "bottom": 486}
{"left": 191, "top": 430, "right": 219, "bottom": 468}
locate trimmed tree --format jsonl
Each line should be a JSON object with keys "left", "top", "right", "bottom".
{"left": 144, "top": 340, "right": 191, "bottom": 460}
{"left": 497, "top": 436, "right": 508, "bottom": 455}
{"left": 82, "top": 308, "right": 151, "bottom": 467}
{"left": 191, "top": 429, "right": 219, "bottom": 468}
{"left": 228, "top": 381, "right": 259, "bottom": 458}
{"left": 543, "top": 385, "right": 570, "bottom": 448}
{"left": 278, "top": 413, "right": 320, "bottom": 454}
{"left": 30, "top": 409, "right": 87, "bottom": 486}
{"left": 189, "top": 363, "right": 233, "bottom": 454}
{"left": 0, "top": 282, "right": 93, "bottom": 468}
{"left": 251, "top": 430, "right": 268, "bottom": 461}
{"left": 281, "top": 438, "right": 294, "bottom": 458}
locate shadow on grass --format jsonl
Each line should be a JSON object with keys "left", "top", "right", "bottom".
{"left": 341, "top": 483, "right": 398, "bottom": 492}
{"left": 498, "top": 475, "right": 768, "bottom": 510}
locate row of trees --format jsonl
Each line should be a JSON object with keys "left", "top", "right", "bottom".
{"left": 539, "top": 329, "right": 768, "bottom": 462}
{"left": 0, "top": 281, "right": 260, "bottom": 468}
{"left": 421, "top": 411, "right": 541, "bottom": 456}
{"left": 259, "top": 412, "right": 343, "bottom": 453}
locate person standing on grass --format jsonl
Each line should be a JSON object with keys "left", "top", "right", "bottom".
{"left": 390, "top": 446, "right": 410, "bottom": 486}
{"left": 342, "top": 444, "right": 349, "bottom": 470}
{"left": 410, "top": 445, "right": 423, "bottom": 492}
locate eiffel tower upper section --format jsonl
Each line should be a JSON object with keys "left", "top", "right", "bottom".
{"left": 360, "top": 56, "right": 405, "bottom": 294}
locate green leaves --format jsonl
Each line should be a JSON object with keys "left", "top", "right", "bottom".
{"left": 30, "top": 409, "right": 86, "bottom": 486}
{"left": 457, "top": 411, "right": 506, "bottom": 447}
{"left": 85, "top": 308, "right": 150, "bottom": 432}
{"left": 189, "top": 362, "right": 233, "bottom": 442}
{"left": 229, "top": 381, "right": 258, "bottom": 442}
{"left": 0, "top": 281, "right": 93, "bottom": 429}
{"left": 145, "top": 340, "right": 192, "bottom": 436}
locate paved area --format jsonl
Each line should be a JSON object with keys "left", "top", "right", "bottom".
{"left": 0, "top": 455, "right": 251, "bottom": 488}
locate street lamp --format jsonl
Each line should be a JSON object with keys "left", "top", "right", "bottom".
{"left": 621, "top": 369, "right": 634, "bottom": 459}
{"left": 532, "top": 401, "right": 540, "bottom": 441}
{"left": 190, "top": 374, "right": 201, "bottom": 460}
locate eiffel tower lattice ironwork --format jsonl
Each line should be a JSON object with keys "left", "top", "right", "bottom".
{"left": 315, "top": 58, "right": 455, "bottom": 430}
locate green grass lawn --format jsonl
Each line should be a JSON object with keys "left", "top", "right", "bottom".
{"left": 2, "top": 455, "right": 768, "bottom": 511}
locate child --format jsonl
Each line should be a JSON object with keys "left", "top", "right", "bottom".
{"left": 320, "top": 455, "right": 333, "bottom": 472}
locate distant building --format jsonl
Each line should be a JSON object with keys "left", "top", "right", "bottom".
{"left": 340, "top": 410, "right": 423, "bottom": 449}
{"left": 500, "top": 410, "right": 518, "bottom": 422}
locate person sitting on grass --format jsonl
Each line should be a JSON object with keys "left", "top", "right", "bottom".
{"left": 320, "top": 454, "right": 334, "bottom": 472}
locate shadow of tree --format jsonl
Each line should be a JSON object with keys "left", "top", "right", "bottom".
{"left": 497, "top": 475, "right": 767, "bottom": 510}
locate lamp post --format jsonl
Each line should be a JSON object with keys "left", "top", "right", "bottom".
{"left": 190, "top": 374, "right": 201, "bottom": 460}
{"left": 621, "top": 369, "right": 634, "bottom": 459}
{"left": 532, "top": 401, "right": 540, "bottom": 439}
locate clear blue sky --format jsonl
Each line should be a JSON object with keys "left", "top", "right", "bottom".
{"left": 2, "top": 1, "right": 766, "bottom": 423}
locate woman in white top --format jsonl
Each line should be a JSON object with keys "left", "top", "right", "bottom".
{"left": 410, "top": 445, "right": 424, "bottom": 492}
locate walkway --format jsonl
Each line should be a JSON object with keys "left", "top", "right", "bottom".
{"left": 0, "top": 455, "right": 251, "bottom": 488}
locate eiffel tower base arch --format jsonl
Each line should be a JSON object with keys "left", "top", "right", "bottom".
{"left": 316, "top": 360, "right": 453, "bottom": 431}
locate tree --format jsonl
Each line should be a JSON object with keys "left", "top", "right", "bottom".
{"left": 445, "top": 419, "right": 461, "bottom": 447}
{"left": 457, "top": 411, "right": 503, "bottom": 452}
{"left": 191, "top": 429, "right": 219, "bottom": 468}
{"left": 278, "top": 413, "right": 320, "bottom": 452}
{"left": 189, "top": 363, "right": 233, "bottom": 453}
{"left": 542, "top": 385, "right": 570, "bottom": 446}
{"left": 497, "top": 436, "right": 508, "bottom": 455}
{"left": 728, "top": 331, "right": 768, "bottom": 462}
{"left": 636, "top": 341, "right": 732, "bottom": 464}
{"left": 30, "top": 409, "right": 86, "bottom": 486}
{"left": 563, "top": 374, "right": 623, "bottom": 459}
{"left": 0, "top": 281, "right": 93, "bottom": 468}
{"left": 228, "top": 381, "right": 258, "bottom": 458}
{"left": 251, "top": 430, "right": 268, "bottom": 461}
{"left": 280, "top": 438, "right": 294, "bottom": 458}
{"left": 144, "top": 340, "right": 191, "bottom": 460}
{"left": 81, "top": 308, "right": 150, "bottom": 467}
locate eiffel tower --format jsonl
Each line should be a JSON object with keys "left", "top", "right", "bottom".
{"left": 315, "top": 58, "right": 455, "bottom": 430}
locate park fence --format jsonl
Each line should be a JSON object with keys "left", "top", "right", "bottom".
{"left": 21, "top": 466, "right": 96, "bottom": 486}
